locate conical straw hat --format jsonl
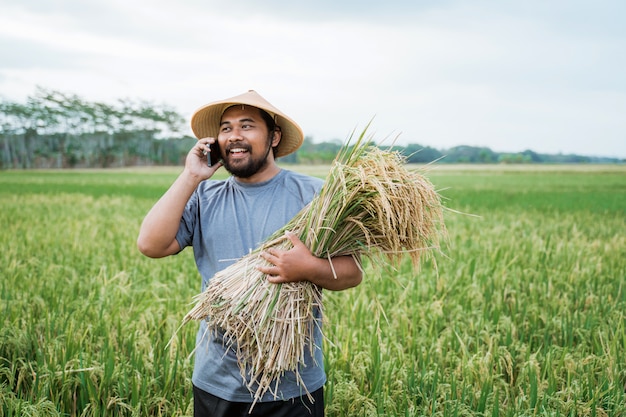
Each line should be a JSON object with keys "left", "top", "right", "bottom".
{"left": 190, "top": 90, "right": 304, "bottom": 157}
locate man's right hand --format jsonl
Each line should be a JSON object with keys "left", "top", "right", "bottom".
{"left": 186, "top": 138, "right": 223, "bottom": 179}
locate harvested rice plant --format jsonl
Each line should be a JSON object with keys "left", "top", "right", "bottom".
{"left": 1, "top": 163, "right": 625, "bottom": 416}
{"left": 185, "top": 137, "right": 447, "bottom": 405}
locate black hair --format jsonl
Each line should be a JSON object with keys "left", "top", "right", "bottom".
{"left": 258, "top": 108, "right": 276, "bottom": 132}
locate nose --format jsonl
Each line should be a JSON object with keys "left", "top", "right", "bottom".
{"left": 227, "top": 128, "right": 243, "bottom": 141}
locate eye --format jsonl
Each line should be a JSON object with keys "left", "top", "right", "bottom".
{"left": 220, "top": 126, "right": 232, "bottom": 133}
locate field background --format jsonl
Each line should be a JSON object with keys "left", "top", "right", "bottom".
{"left": 1, "top": 164, "right": 625, "bottom": 416}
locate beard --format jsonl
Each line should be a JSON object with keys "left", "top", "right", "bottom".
{"left": 221, "top": 135, "right": 274, "bottom": 179}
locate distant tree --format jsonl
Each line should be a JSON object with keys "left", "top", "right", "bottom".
{"left": 477, "top": 149, "right": 496, "bottom": 163}
{"left": 445, "top": 145, "right": 496, "bottom": 163}
{"left": 294, "top": 137, "right": 342, "bottom": 164}
{"left": 0, "top": 87, "right": 187, "bottom": 168}
{"left": 399, "top": 144, "right": 443, "bottom": 163}
{"left": 521, "top": 150, "right": 543, "bottom": 163}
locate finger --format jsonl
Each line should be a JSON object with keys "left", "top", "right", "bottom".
{"left": 259, "top": 251, "right": 275, "bottom": 263}
{"left": 266, "top": 247, "right": 282, "bottom": 257}
{"left": 195, "top": 143, "right": 207, "bottom": 156}
{"left": 284, "top": 231, "right": 303, "bottom": 247}
{"left": 198, "top": 138, "right": 215, "bottom": 154}
{"left": 256, "top": 263, "right": 276, "bottom": 274}
{"left": 266, "top": 274, "right": 283, "bottom": 284}
{"left": 267, "top": 273, "right": 297, "bottom": 284}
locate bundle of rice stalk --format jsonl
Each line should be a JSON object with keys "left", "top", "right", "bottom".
{"left": 183, "top": 128, "right": 447, "bottom": 405}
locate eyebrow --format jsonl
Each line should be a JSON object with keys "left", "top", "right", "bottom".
{"left": 220, "top": 117, "right": 257, "bottom": 126}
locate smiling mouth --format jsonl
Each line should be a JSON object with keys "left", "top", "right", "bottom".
{"left": 229, "top": 148, "right": 248, "bottom": 155}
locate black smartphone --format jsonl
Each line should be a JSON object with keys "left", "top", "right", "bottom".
{"left": 207, "top": 141, "right": 221, "bottom": 167}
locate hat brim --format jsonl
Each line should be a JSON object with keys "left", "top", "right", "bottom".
{"left": 190, "top": 90, "right": 303, "bottom": 158}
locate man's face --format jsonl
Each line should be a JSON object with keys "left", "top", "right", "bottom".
{"left": 217, "top": 105, "right": 278, "bottom": 179}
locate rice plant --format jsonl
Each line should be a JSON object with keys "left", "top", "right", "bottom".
{"left": 1, "top": 163, "right": 624, "bottom": 416}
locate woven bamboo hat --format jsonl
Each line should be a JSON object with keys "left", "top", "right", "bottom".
{"left": 190, "top": 90, "right": 304, "bottom": 158}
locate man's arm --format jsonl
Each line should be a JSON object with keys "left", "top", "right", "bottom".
{"left": 137, "top": 139, "right": 221, "bottom": 258}
{"left": 258, "top": 231, "right": 363, "bottom": 291}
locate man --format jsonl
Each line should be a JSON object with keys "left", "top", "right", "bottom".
{"left": 137, "top": 90, "right": 362, "bottom": 417}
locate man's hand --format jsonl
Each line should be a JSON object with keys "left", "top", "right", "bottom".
{"left": 186, "top": 138, "right": 222, "bottom": 179}
{"left": 257, "top": 231, "right": 363, "bottom": 291}
{"left": 258, "top": 231, "right": 313, "bottom": 284}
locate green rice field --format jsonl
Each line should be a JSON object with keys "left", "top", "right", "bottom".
{"left": 1, "top": 164, "right": 625, "bottom": 416}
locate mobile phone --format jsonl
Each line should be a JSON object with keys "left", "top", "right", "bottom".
{"left": 207, "top": 141, "right": 221, "bottom": 167}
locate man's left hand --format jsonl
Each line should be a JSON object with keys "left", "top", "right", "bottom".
{"left": 257, "top": 231, "right": 314, "bottom": 284}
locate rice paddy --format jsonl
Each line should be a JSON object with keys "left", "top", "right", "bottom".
{"left": 1, "top": 164, "right": 625, "bottom": 416}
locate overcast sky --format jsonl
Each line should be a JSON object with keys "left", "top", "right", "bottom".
{"left": 1, "top": 0, "right": 624, "bottom": 158}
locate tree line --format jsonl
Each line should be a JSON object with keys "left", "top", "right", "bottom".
{"left": 0, "top": 88, "right": 190, "bottom": 169}
{"left": 1, "top": 88, "right": 621, "bottom": 169}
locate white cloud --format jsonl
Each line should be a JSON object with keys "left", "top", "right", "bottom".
{"left": 0, "top": 0, "right": 624, "bottom": 158}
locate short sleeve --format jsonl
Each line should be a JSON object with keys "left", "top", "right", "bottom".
{"left": 175, "top": 189, "right": 199, "bottom": 251}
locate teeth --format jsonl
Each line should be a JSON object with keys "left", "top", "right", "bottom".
{"left": 230, "top": 148, "right": 247, "bottom": 153}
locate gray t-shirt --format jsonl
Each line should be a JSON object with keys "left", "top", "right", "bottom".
{"left": 175, "top": 169, "right": 325, "bottom": 402}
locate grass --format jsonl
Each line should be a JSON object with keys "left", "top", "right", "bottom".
{"left": 1, "top": 164, "right": 625, "bottom": 416}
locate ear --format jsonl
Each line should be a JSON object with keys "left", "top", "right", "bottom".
{"left": 271, "top": 127, "right": 282, "bottom": 148}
